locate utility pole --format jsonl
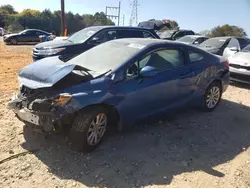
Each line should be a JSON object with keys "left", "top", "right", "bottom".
{"left": 105, "top": 1, "right": 121, "bottom": 26}
{"left": 123, "top": 14, "right": 125, "bottom": 26}
{"left": 60, "top": 0, "right": 65, "bottom": 36}
{"left": 129, "top": 0, "right": 139, "bottom": 26}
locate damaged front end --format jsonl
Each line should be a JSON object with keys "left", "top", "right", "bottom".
{"left": 8, "top": 56, "right": 103, "bottom": 132}
{"left": 8, "top": 86, "right": 78, "bottom": 132}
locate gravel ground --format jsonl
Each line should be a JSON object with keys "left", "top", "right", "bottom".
{"left": 0, "top": 40, "right": 250, "bottom": 188}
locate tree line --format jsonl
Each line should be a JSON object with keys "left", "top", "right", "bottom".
{"left": 0, "top": 5, "right": 115, "bottom": 35}
{"left": 0, "top": 4, "right": 247, "bottom": 38}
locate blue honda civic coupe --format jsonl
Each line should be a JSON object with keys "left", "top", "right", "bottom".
{"left": 8, "top": 38, "right": 230, "bottom": 151}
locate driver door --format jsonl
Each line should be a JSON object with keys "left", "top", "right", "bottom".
{"left": 19, "top": 30, "right": 35, "bottom": 43}
{"left": 110, "top": 48, "right": 194, "bottom": 122}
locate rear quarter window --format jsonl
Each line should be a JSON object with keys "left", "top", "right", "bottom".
{"left": 188, "top": 51, "right": 204, "bottom": 63}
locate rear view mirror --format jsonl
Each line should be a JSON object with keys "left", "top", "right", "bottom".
{"left": 140, "top": 66, "right": 159, "bottom": 77}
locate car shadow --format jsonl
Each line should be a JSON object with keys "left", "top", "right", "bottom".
{"left": 21, "top": 99, "right": 250, "bottom": 187}
{"left": 230, "top": 81, "right": 250, "bottom": 89}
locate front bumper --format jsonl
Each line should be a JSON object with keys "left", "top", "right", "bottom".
{"left": 8, "top": 95, "right": 75, "bottom": 131}
{"left": 229, "top": 67, "right": 250, "bottom": 84}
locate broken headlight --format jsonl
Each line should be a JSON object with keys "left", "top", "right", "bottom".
{"left": 53, "top": 93, "right": 72, "bottom": 106}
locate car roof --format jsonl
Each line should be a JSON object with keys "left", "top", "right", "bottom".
{"left": 23, "top": 29, "right": 49, "bottom": 33}
{"left": 87, "top": 25, "right": 155, "bottom": 31}
{"left": 105, "top": 37, "right": 191, "bottom": 48}
{"left": 183, "top": 35, "right": 208, "bottom": 38}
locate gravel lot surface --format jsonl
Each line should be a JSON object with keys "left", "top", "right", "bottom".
{"left": 0, "top": 40, "right": 250, "bottom": 188}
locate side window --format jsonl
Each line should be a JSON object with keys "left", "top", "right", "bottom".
{"left": 143, "top": 31, "right": 155, "bottom": 38}
{"left": 188, "top": 51, "right": 204, "bottom": 63}
{"left": 23, "top": 31, "right": 33, "bottom": 35}
{"left": 107, "top": 30, "right": 117, "bottom": 40}
{"left": 186, "top": 31, "right": 194, "bottom": 35}
{"left": 93, "top": 30, "right": 117, "bottom": 43}
{"left": 194, "top": 38, "right": 203, "bottom": 44}
{"left": 117, "top": 30, "right": 143, "bottom": 38}
{"left": 126, "top": 49, "right": 184, "bottom": 78}
{"left": 35, "top": 31, "right": 43, "bottom": 36}
{"left": 227, "top": 38, "right": 240, "bottom": 48}
{"left": 237, "top": 38, "right": 250, "bottom": 49}
{"left": 174, "top": 31, "right": 185, "bottom": 39}
{"left": 126, "top": 56, "right": 150, "bottom": 78}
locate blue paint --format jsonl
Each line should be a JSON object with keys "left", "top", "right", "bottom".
{"left": 19, "top": 39, "right": 230, "bottom": 129}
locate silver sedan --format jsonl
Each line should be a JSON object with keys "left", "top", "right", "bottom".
{"left": 228, "top": 44, "right": 250, "bottom": 84}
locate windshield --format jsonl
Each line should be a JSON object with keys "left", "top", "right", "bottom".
{"left": 158, "top": 30, "right": 176, "bottom": 38}
{"left": 69, "top": 40, "right": 143, "bottom": 73}
{"left": 199, "top": 38, "right": 227, "bottom": 48}
{"left": 242, "top": 44, "right": 250, "bottom": 52}
{"left": 177, "top": 36, "right": 195, "bottom": 43}
{"left": 67, "top": 27, "right": 101, "bottom": 43}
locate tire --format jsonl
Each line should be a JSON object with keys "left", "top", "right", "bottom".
{"left": 69, "top": 106, "right": 109, "bottom": 152}
{"left": 10, "top": 38, "right": 17, "bottom": 45}
{"left": 202, "top": 81, "right": 222, "bottom": 112}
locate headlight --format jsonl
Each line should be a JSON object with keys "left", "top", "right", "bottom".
{"left": 37, "top": 48, "right": 65, "bottom": 56}
{"left": 53, "top": 93, "right": 72, "bottom": 106}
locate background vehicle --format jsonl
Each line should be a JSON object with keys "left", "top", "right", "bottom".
{"left": 228, "top": 44, "right": 250, "bottom": 84}
{"left": 8, "top": 38, "right": 229, "bottom": 151}
{"left": 158, "top": 29, "right": 195, "bottom": 40}
{"left": 198, "top": 36, "right": 250, "bottom": 58}
{"left": 3, "top": 29, "right": 52, "bottom": 45}
{"left": 32, "top": 26, "right": 160, "bottom": 62}
{"left": 0, "top": 27, "right": 4, "bottom": 36}
{"left": 177, "top": 35, "right": 209, "bottom": 45}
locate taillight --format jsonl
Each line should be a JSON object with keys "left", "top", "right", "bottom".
{"left": 225, "top": 60, "right": 229, "bottom": 68}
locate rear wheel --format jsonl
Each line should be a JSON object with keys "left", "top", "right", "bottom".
{"left": 69, "top": 106, "right": 108, "bottom": 151}
{"left": 202, "top": 81, "right": 222, "bottom": 111}
{"left": 10, "top": 38, "right": 17, "bottom": 45}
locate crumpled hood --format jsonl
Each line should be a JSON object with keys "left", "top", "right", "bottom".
{"left": 18, "top": 56, "right": 102, "bottom": 89}
{"left": 34, "top": 39, "right": 73, "bottom": 49}
{"left": 229, "top": 52, "right": 250, "bottom": 66}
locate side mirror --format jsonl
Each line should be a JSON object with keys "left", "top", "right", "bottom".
{"left": 140, "top": 66, "right": 159, "bottom": 77}
{"left": 229, "top": 47, "right": 239, "bottom": 52}
{"left": 89, "top": 37, "right": 101, "bottom": 45}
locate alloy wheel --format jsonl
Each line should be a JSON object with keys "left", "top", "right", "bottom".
{"left": 87, "top": 113, "right": 107, "bottom": 146}
{"left": 206, "top": 86, "right": 221, "bottom": 109}
{"left": 11, "top": 38, "right": 17, "bottom": 44}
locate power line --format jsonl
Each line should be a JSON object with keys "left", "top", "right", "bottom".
{"left": 129, "top": 0, "right": 139, "bottom": 26}
{"left": 105, "top": 1, "right": 121, "bottom": 26}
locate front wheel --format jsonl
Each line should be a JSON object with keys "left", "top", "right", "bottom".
{"left": 10, "top": 38, "right": 17, "bottom": 45}
{"left": 69, "top": 106, "right": 108, "bottom": 152}
{"left": 202, "top": 82, "right": 222, "bottom": 112}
